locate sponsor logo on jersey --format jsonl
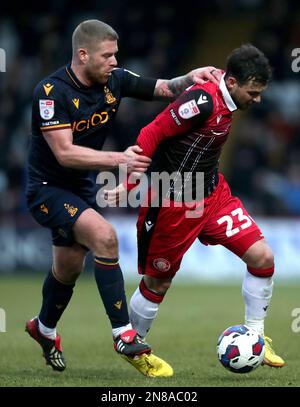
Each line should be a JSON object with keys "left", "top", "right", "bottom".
{"left": 178, "top": 99, "right": 200, "bottom": 119}
{"left": 43, "top": 83, "right": 54, "bottom": 96}
{"left": 104, "top": 86, "right": 117, "bottom": 104}
{"left": 170, "top": 109, "right": 181, "bottom": 126}
{"left": 39, "top": 100, "right": 54, "bottom": 120}
{"left": 197, "top": 94, "right": 209, "bottom": 105}
{"left": 41, "top": 120, "right": 59, "bottom": 127}
{"left": 72, "top": 111, "right": 110, "bottom": 132}
{"left": 153, "top": 258, "right": 171, "bottom": 272}
{"left": 216, "top": 114, "right": 222, "bottom": 124}
{"left": 72, "top": 98, "right": 79, "bottom": 109}
{"left": 64, "top": 203, "right": 78, "bottom": 217}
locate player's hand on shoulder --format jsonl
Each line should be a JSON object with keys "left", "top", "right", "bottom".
{"left": 191, "top": 66, "right": 222, "bottom": 86}
{"left": 122, "top": 145, "right": 151, "bottom": 173}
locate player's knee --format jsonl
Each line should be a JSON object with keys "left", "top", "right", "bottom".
{"left": 103, "top": 228, "right": 118, "bottom": 252}
{"left": 94, "top": 226, "right": 118, "bottom": 256}
{"left": 263, "top": 249, "right": 274, "bottom": 269}
{"left": 244, "top": 241, "right": 274, "bottom": 270}
{"left": 247, "top": 245, "right": 274, "bottom": 277}
{"left": 253, "top": 247, "right": 274, "bottom": 270}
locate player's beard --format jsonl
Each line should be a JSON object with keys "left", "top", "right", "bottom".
{"left": 239, "top": 101, "right": 253, "bottom": 110}
{"left": 84, "top": 64, "right": 108, "bottom": 86}
{"left": 231, "top": 95, "right": 251, "bottom": 111}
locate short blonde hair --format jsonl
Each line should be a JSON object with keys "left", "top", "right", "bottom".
{"left": 72, "top": 19, "right": 118, "bottom": 55}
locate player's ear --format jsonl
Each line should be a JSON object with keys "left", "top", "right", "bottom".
{"left": 226, "top": 75, "right": 238, "bottom": 91}
{"left": 78, "top": 48, "right": 89, "bottom": 64}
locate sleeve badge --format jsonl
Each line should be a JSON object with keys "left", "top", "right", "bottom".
{"left": 178, "top": 99, "right": 200, "bottom": 119}
{"left": 39, "top": 99, "right": 55, "bottom": 120}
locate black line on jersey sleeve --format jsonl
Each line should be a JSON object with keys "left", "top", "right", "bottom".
{"left": 117, "top": 68, "right": 156, "bottom": 100}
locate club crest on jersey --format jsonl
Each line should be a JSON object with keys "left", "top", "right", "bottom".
{"left": 104, "top": 86, "right": 116, "bottom": 104}
{"left": 39, "top": 100, "right": 54, "bottom": 120}
{"left": 178, "top": 99, "right": 200, "bottom": 119}
{"left": 153, "top": 258, "right": 171, "bottom": 272}
{"left": 64, "top": 203, "right": 78, "bottom": 217}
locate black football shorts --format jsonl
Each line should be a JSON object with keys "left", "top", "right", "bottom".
{"left": 27, "top": 184, "right": 97, "bottom": 246}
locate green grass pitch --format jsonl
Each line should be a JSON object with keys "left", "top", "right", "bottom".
{"left": 0, "top": 275, "right": 299, "bottom": 387}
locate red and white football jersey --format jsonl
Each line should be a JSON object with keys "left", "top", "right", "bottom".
{"left": 134, "top": 74, "right": 237, "bottom": 195}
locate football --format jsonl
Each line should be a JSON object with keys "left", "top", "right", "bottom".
{"left": 217, "top": 324, "right": 265, "bottom": 373}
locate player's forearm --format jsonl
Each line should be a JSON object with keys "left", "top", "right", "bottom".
{"left": 153, "top": 73, "right": 193, "bottom": 101}
{"left": 57, "top": 144, "right": 123, "bottom": 170}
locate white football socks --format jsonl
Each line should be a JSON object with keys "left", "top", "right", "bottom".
{"left": 242, "top": 271, "right": 273, "bottom": 336}
{"left": 129, "top": 286, "right": 160, "bottom": 339}
{"left": 112, "top": 323, "right": 133, "bottom": 339}
{"left": 38, "top": 318, "right": 57, "bottom": 340}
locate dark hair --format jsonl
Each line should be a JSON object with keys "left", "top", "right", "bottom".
{"left": 225, "top": 44, "right": 272, "bottom": 85}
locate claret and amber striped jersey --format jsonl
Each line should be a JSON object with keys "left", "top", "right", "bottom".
{"left": 26, "top": 65, "right": 156, "bottom": 198}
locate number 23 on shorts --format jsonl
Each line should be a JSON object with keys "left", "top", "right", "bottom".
{"left": 217, "top": 207, "right": 253, "bottom": 238}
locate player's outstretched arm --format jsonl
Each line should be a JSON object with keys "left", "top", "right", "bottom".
{"left": 153, "top": 66, "right": 222, "bottom": 100}
{"left": 43, "top": 128, "right": 151, "bottom": 172}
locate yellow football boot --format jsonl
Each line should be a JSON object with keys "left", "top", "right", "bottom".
{"left": 121, "top": 352, "right": 174, "bottom": 377}
{"left": 263, "top": 336, "right": 285, "bottom": 367}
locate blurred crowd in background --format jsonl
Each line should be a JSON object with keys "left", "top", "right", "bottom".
{"left": 1, "top": 0, "right": 300, "bottom": 221}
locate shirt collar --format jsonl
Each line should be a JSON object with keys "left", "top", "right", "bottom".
{"left": 65, "top": 64, "right": 85, "bottom": 89}
{"left": 219, "top": 73, "right": 237, "bottom": 112}
{"left": 65, "top": 64, "right": 105, "bottom": 90}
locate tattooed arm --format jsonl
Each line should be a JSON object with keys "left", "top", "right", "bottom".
{"left": 153, "top": 66, "right": 222, "bottom": 101}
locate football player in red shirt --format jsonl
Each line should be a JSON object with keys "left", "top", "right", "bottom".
{"left": 106, "top": 44, "right": 285, "bottom": 371}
